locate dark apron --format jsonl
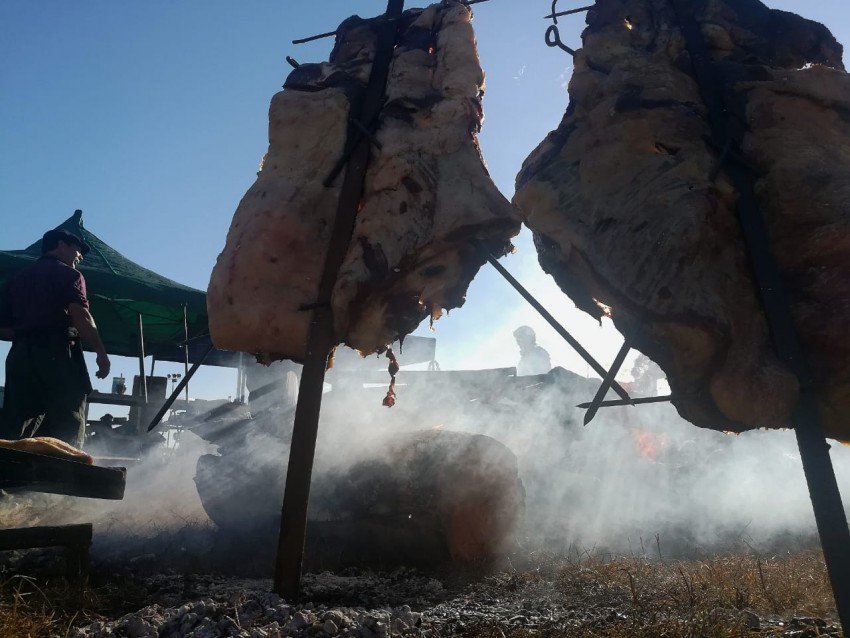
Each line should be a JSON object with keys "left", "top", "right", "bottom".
{"left": 14, "top": 326, "right": 93, "bottom": 395}
{"left": 68, "top": 328, "right": 94, "bottom": 395}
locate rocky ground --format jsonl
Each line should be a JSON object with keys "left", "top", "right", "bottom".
{"left": 62, "top": 556, "right": 842, "bottom": 638}
{"left": 2, "top": 539, "right": 841, "bottom": 638}
{"left": 1, "top": 490, "right": 844, "bottom": 638}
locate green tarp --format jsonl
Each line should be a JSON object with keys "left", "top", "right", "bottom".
{"left": 0, "top": 210, "right": 238, "bottom": 366}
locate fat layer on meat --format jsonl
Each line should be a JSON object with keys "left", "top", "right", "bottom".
{"left": 514, "top": 0, "right": 850, "bottom": 440}
{"left": 208, "top": 2, "right": 520, "bottom": 361}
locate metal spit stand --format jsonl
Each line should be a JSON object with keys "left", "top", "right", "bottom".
{"left": 272, "top": 0, "right": 405, "bottom": 600}
{"left": 670, "top": 0, "right": 850, "bottom": 628}
{"left": 270, "top": 0, "right": 850, "bottom": 622}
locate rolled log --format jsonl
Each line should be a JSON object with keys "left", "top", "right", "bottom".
{"left": 195, "top": 428, "right": 523, "bottom": 567}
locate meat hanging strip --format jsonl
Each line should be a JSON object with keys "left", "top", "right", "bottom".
{"left": 382, "top": 349, "right": 400, "bottom": 408}
{"left": 514, "top": 0, "right": 850, "bottom": 440}
{"left": 207, "top": 1, "right": 521, "bottom": 364}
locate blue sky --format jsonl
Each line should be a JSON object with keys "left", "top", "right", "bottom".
{"left": 1, "top": 0, "right": 848, "bottom": 403}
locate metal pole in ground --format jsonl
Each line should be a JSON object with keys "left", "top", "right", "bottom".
{"left": 136, "top": 314, "right": 148, "bottom": 436}
{"left": 671, "top": 0, "right": 850, "bottom": 629}
{"left": 273, "top": 0, "right": 404, "bottom": 600}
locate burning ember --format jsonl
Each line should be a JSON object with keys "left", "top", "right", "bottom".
{"left": 632, "top": 429, "right": 668, "bottom": 461}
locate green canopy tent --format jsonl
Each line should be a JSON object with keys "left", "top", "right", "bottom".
{"left": 0, "top": 210, "right": 239, "bottom": 368}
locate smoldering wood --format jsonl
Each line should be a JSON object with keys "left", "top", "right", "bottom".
{"left": 194, "top": 366, "right": 600, "bottom": 571}
{"left": 199, "top": 428, "right": 524, "bottom": 571}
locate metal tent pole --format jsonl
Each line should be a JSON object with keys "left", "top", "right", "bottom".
{"left": 136, "top": 314, "right": 148, "bottom": 436}
{"left": 183, "top": 304, "right": 190, "bottom": 403}
{"left": 273, "top": 0, "right": 404, "bottom": 600}
{"left": 236, "top": 352, "right": 244, "bottom": 402}
{"left": 672, "top": 0, "right": 850, "bottom": 629}
{"left": 146, "top": 344, "right": 214, "bottom": 433}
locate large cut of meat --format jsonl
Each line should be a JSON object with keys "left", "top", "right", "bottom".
{"left": 208, "top": 2, "right": 520, "bottom": 361}
{"left": 514, "top": 0, "right": 850, "bottom": 440}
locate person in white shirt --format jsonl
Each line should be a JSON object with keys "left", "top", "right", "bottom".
{"left": 513, "top": 325, "right": 551, "bottom": 376}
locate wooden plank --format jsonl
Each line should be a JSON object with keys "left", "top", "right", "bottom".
{"left": 0, "top": 524, "right": 93, "bottom": 580}
{"left": 0, "top": 524, "right": 92, "bottom": 551}
{"left": 0, "top": 447, "right": 126, "bottom": 500}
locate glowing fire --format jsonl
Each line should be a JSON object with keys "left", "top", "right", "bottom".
{"left": 632, "top": 430, "right": 668, "bottom": 461}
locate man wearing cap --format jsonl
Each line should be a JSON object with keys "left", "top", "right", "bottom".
{"left": 0, "top": 228, "right": 111, "bottom": 448}
{"left": 513, "top": 325, "right": 552, "bottom": 376}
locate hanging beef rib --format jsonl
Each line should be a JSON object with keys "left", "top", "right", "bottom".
{"left": 208, "top": 1, "right": 520, "bottom": 362}
{"left": 514, "top": 0, "right": 850, "bottom": 440}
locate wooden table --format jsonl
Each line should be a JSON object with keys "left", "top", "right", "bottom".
{"left": 0, "top": 447, "right": 126, "bottom": 580}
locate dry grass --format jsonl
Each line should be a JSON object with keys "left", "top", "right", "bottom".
{"left": 489, "top": 548, "right": 840, "bottom": 637}
{"left": 1, "top": 548, "right": 842, "bottom": 638}
{"left": 567, "top": 548, "right": 833, "bottom": 614}
{"left": 0, "top": 574, "right": 104, "bottom": 638}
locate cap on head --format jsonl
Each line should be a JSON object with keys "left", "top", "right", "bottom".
{"left": 42, "top": 229, "right": 91, "bottom": 256}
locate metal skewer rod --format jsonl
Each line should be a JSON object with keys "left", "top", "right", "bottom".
{"left": 544, "top": 6, "right": 593, "bottom": 19}
{"left": 672, "top": 0, "right": 850, "bottom": 630}
{"left": 293, "top": 0, "right": 491, "bottom": 45}
{"left": 292, "top": 30, "right": 336, "bottom": 45}
{"left": 577, "top": 395, "right": 673, "bottom": 409}
{"left": 583, "top": 341, "right": 631, "bottom": 425}
{"left": 274, "top": 0, "right": 404, "bottom": 600}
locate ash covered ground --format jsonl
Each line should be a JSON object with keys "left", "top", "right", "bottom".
{"left": 3, "top": 527, "right": 841, "bottom": 638}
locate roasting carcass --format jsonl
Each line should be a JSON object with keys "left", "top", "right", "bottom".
{"left": 208, "top": 2, "right": 520, "bottom": 361}
{"left": 514, "top": 0, "right": 850, "bottom": 439}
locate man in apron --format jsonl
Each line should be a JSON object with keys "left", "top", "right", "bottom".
{"left": 0, "top": 228, "right": 111, "bottom": 448}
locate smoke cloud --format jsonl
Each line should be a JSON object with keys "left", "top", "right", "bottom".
{"left": 18, "top": 231, "right": 850, "bottom": 567}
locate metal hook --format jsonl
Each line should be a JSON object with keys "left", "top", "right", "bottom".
{"left": 545, "top": 24, "right": 576, "bottom": 56}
